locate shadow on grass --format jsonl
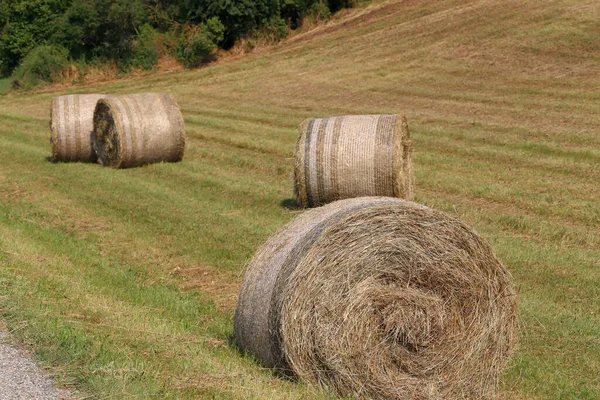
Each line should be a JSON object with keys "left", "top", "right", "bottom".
{"left": 227, "top": 334, "right": 297, "bottom": 381}
{"left": 280, "top": 198, "right": 301, "bottom": 210}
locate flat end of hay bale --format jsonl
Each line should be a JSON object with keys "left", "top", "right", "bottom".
{"left": 92, "top": 98, "right": 122, "bottom": 168}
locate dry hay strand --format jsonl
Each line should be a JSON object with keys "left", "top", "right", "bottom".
{"left": 50, "top": 94, "right": 106, "bottom": 162}
{"left": 294, "top": 114, "right": 414, "bottom": 208}
{"left": 92, "top": 93, "right": 185, "bottom": 168}
{"left": 235, "top": 197, "right": 517, "bottom": 400}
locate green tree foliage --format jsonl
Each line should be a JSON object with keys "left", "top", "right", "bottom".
{"left": 130, "top": 24, "right": 161, "bottom": 70}
{"left": 0, "top": 0, "right": 70, "bottom": 75}
{"left": 11, "top": 44, "right": 69, "bottom": 89}
{"left": 281, "top": 0, "right": 351, "bottom": 28}
{"left": 177, "top": 0, "right": 282, "bottom": 48}
{"left": 177, "top": 17, "right": 225, "bottom": 67}
{"left": 327, "top": 0, "right": 356, "bottom": 13}
{"left": 52, "top": 0, "right": 148, "bottom": 63}
{"left": 50, "top": 1, "right": 100, "bottom": 59}
{"left": 0, "top": 0, "right": 357, "bottom": 86}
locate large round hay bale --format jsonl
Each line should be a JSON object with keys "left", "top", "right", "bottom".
{"left": 294, "top": 114, "right": 414, "bottom": 208}
{"left": 50, "top": 94, "right": 106, "bottom": 162}
{"left": 235, "top": 197, "right": 517, "bottom": 400}
{"left": 92, "top": 93, "right": 185, "bottom": 168}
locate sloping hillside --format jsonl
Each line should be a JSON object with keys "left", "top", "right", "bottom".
{"left": 0, "top": 0, "right": 598, "bottom": 399}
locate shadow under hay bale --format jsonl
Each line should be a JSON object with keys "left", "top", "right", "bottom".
{"left": 235, "top": 197, "right": 517, "bottom": 400}
{"left": 92, "top": 92, "right": 185, "bottom": 168}
{"left": 50, "top": 94, "right": 106, "bottom": 162}
{"left": 280, "top": 198, "right": 301, "bottom": 210}
{"left": 294, "top": 114, "right": 414, "bottom": 208}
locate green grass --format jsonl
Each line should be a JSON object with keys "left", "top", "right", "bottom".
{"left": 1, "top": 0, "right": 599, "bottom": 398}
{"left": 0, "top": 78, "right": 12, "bottom": 95}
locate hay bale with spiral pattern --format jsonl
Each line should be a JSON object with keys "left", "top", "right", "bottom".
{"left": 92, "top": 93, "right": 185, "bottom": 168}
{"left": 235, "top": 197, "right": 517, "bottom": 400}
{"left": 50, "top": 94, "right": 106, "bottom": 162}
{"left": 294, "top": 114, "right": 414, "bottom": 208}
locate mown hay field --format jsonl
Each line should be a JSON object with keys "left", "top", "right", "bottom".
{"left": 0, "top": 0, "right": 599, "bottom": 398}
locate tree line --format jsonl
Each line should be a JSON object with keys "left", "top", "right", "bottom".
{"left": 0, "top": 0, "right": 356, "bottom": 89}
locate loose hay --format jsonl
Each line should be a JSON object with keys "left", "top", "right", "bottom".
{"left": 294, "top": 114, "right": 414, "bottom": 208}
{"left": 50, "top": 94, "right": 106, "bottom": 162}
{"left": 92, "top": 93, "right": 185, "bottom": 168}
{"left": 235, "top": 197, "right": 517, "bottom": 400}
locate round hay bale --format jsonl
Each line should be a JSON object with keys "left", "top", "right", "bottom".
{"left": 294, "top": 114, "right": 414, "bottom": 208}
{"left": 235, "top": 197, "right": 517, "bottom": 400}
{"left": 92, "top": 93, "right": 185, "bottom": 168}
{"left": 50, "top": 94, "right": 106, "bottom": 162}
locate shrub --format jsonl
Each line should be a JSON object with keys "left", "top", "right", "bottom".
{"left": 281, "top": 0, "right": 304, "bottom": 29}
{"left": 11, "top": 45, "right": 69, "bottom": 90}
{"left": 180, "top": 0, "right": 280, "bottom": 49}
{"left": 263, "top": 16, "right": 289, "bottom": 41}
{"left": 327, "top": 0, "right": 357, "bottom": 13}
{"left": 0, "top": 78, "right": 12, "bottom": 95}
{"left": 281, "top": 0, "right": 344, "bottom": 28}
{"left": 177, "top": 17, "right": 225, "bottom": 68}
{"left": 0, "top": 0, "right": 70, "bottom": 75}
{"left": 50, "top": 0, "right": 101, "bottom": 60}
{"left": 203, "top": 16, "right": 227, "bottom": 46}
{"left": 153, "top": 30, "right": 179, "bottom": 58}
{"left": 177, "top": 28, "right": 216, "bottom": 68}
{"left": 132, "top": 24, "right": 160, "bottom": 70}
{"left": 308, "top": 1, "right": 332, "bottom": 21}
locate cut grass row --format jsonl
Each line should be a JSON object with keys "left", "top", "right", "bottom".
{"left": 1, "top": 0, "right": 599, "bottom": 398}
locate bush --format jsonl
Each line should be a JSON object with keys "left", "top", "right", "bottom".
{"left": 177, "top": 28, "right": 216, "bottom": 68}
{"left": 281, "top": 0, "right": 346, "bottom": 29}
{"left": 177, "top": 0, "right": 282, "bottom": 48}
{"left": 327, "top": 0, "right": 357, "bottom": 13}
{"left": 132, "top": 24, "right": 160, "bottom": 70}
{"left": 203, "top": 16, "right": 227, "bottom": 47}
{"left": 263, "top": 16, "right": 289, "bottom": 41}
{"left": 50, "top": 0, "right": 101, "bottom": 60}
{"left": 0, "top": 0, "right": 359, "bottom": 79}
{"left": 281, "top": 0, "right": 304, "bottom": 29}
{"left": 11, "top": 45, "right": 69, "bottom": 90}
{"left": 308, "top": 2, "right": 332, "bottom": 21}
{"left": 0, "top": 0, "right": 70, "bottom": 75}
{"left": 177, "top": 17, "right": 225, "bottom": 68}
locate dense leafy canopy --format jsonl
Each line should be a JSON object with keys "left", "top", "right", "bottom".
{"left": 0, "top": 0, "right": 355, "bottom": 81}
